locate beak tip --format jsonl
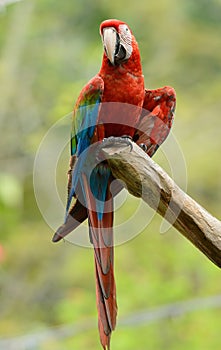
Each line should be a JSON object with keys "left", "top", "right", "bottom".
{"left": 102, "top": 27, "right": 117, "bottom": 65}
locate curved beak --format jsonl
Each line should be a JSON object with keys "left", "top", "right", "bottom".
{"left": 102, "top": 27, "right": 118, "bottom": 65}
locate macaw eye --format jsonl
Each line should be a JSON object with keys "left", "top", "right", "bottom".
{"left": 120, "top": 24, "right": 129, "bottom": 34}
{"left": 118, "top": 24, "right": 132, "bottom": 42}
{"left": 118, "top": 24, "right": 133, "bottom": 60}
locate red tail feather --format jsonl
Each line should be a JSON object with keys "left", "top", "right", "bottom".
{"left": 82, "top": 174, "right": 117, "bottom": 349}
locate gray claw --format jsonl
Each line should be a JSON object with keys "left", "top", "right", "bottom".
{"left": 139, "top": 143, "right": 148, "bottom": 152}
{"left": 96, "top": 136, "right": 133, "bottom": 160}
{"left": 102, "top": 136, "right": 133, "bottom": 150}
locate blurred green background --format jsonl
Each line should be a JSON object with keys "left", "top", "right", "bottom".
{"left": 0, "top": 0, "right": 221, "bottom": 349}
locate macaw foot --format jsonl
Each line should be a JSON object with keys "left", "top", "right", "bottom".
{"left": 96, "top": 136, "right": 133, "bottom": 161}
{"left": 101, "top": 135, "right": 133, "bottom": 150}
{"left": 102, "top": 135, "right": 133, "bottom": 150}
{"left": 138, "top": 143, "right": 148, "bottom": 152}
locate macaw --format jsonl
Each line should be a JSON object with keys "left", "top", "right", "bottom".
{"left": 53, "top": 19, "right": 176, "bottom": 349}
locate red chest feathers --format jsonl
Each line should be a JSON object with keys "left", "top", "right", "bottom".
{"left": 99, "top": 70, "right": 145, "bottom": 138}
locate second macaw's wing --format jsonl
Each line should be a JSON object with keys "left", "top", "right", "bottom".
{"left": 134, "top": 86, "right": 176, "bottom": 157}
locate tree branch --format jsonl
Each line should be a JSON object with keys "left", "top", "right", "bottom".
{"left": 100, "top": 138, "right": 221, "bottom": 268}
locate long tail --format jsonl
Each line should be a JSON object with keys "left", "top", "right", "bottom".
{"left": 82, "top": 172, "right": 117, "bottom": 349}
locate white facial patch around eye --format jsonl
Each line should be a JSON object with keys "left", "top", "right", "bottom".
{"left": 118, "top": 24, "right": 133, "bottom": 59}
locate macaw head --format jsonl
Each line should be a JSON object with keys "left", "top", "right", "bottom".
{"left": 100, "top": 19, "right": 134, "bottom": 66}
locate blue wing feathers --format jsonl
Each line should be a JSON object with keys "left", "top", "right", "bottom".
{"left": 66, "top": 76, "right": 110, "bottom": 221}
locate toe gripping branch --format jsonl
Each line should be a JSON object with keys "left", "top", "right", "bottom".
{"left": 96, "top": 136, "right": 133, "bottom": 162}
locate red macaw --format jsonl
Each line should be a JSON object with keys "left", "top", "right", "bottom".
{"left": 53, "top": 19, "right": 176, "bottom": 349}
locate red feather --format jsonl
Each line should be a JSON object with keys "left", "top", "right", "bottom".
{"left": 82, "top": 173, "right": 117, "bottom": 349}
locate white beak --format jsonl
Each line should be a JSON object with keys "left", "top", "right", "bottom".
{"left": 102, "top": 27, "right": 117, "bottom": 65}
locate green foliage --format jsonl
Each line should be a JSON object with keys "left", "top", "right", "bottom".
{"left": 1, "top": 0, "right": 221, "bottom": 349}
